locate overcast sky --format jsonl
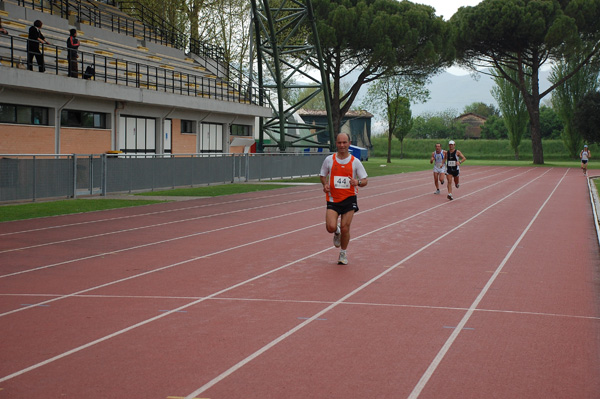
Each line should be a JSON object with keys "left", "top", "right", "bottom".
{"left": 417, "top": 0, "right": 482, "bottom": 21}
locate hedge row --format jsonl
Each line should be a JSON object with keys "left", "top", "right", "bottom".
{"left": 370, "top": 138, "right": 598, "bottom": 161}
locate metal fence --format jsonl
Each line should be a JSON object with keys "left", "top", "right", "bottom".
{"left": 0, "top": 152, "right": 328, "bottom": 202}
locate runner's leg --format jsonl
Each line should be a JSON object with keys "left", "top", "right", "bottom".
{"left": 339, "top": 211, "right": 355, "bottom": 250}
{"left": 326, "top": 209, "right": 339, "bottom": 234}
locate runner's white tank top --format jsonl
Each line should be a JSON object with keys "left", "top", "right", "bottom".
{"left": 582, "top": 150, "right": 589, "bottom": 161}
{"left": 433, "top": 151, "right": 444, "bottom": 168}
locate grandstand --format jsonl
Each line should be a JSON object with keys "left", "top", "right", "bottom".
{"left": 0, "top": 0, "right": 271, "bottom": 155}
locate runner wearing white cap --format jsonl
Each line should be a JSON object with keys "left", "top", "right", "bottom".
{"left": 580, "top": 145, "right": 591, "bottom": 176}
{"left": 446, "top": 140, "right": 466, "bottom": 200}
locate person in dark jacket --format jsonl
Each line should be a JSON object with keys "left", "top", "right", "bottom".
{"left": 66, "top": 29, "right": 80, "bottom": 77}
{"left": 27, "top": 20, "right": 50, "bottom": 72}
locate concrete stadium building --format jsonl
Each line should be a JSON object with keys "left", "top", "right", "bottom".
{"left": 0, "top": 0, "right": 270, "bottom": 155}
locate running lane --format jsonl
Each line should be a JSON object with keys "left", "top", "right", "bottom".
{"left": 0, "top": 166, "right": 597, "bottom": 399}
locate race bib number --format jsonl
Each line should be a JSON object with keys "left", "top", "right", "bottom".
{"left": 333, "top": 176, "right": 351, "bottom": 189}
{"left": 447, "top": 161, "right": 457, "bottom": 167}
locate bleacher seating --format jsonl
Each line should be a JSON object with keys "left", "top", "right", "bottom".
{"left": 0, "top": 0, "right": 252, "bottom": 103}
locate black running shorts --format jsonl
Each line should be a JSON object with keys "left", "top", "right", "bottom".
{"left": 327, "top": 195, "right": 359, "bottom": 215}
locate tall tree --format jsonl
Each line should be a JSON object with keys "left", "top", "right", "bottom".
{"left": 362, "top": 74, "right": 429, "bottom": 163}
{"left": 390, "top": 97, "right": 413, "bottom": 160}
{"left": 409, "top": 110, "right": 466, "bottom": 139}
{"left": 311, "top": 0, "right": 454, "bottom": 137}
{"left": 462, "top": 102, "right": 499, "bottom": 118}
{"left": 573, "top": 91, "right": 600, "bottom": 144}
{"left": 451, "top": 0, "right": 600, "bottom": 164}
{"left": 492, "top": 66, "right": 530, "bottom": 159}
{"left": 549, "top": 52, "right": 600, "bottom": 158}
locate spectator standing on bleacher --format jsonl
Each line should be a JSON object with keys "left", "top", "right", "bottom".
{"left": 27, "top": 20, "right": 50, "bottom": 72}
{"left": 0, "top": 18, "right": 9, "bottom": 35}
{"left": 66, "top": 29, "right": 80, "bottom": 77}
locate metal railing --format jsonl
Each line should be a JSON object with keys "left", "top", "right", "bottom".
{"left": 0, "top": 35, "right": 261, "bottom": 104}
{"left": 14, "top": 0, "right": 225, "bottom": 66}
{"left": 0, "top": 152, "right": 329, "bottom": 202}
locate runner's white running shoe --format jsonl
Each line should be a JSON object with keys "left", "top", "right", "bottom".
{"left": 338, "top": 251, "right": 348, "bottom": 265}
{"left": 456, "top": 183, "right": 460, "bottom": 188}
{"left": 434, "top": 189, "right": 440, "bottom": 194}
{"left": 447, "top": 194, "right": 453, "bottom": 200}
{"left": 333, "top": 225, "right": 341, "bottom": 248}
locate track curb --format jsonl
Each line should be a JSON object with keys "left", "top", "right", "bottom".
{"left": 587, "top": 176, "right": 600, "bottom": 247}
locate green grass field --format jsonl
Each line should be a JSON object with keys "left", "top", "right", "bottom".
{"left": 0, "top": 199, "right": 167, "bottom": 222}
{"left": 135, "top": 183, "right": 296, "bottom": 197}
{"left": 1, "top": 157, "right": 597, "bottom": 222}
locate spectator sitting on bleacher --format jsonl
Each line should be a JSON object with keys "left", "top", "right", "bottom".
{"left": 0, "top": 18, "right": 8, "bottom": 35}
{"left": 27, "top": 20, "right": 50, "bottom": 72}
{"left": 67, "top": 29, "right": 80, "bottom": 78}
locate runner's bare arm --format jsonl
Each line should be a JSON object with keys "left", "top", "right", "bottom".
{"left": 320, "top": 175, "right": 330, "bottom": 193}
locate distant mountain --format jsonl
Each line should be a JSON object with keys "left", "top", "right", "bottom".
{"left": 409, "top": 69, "right": 552, "bottom": 116}
{"left": 346, "top": 68, "right": 553, "bottom": 133}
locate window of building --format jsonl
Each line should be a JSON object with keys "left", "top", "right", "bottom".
{"left": 181, "top": 119, "right": 195, "bottom": 134}
{"left": 61, "top": 110, "right": 107, "bottom": 128}
{"left": 0, "top": 103, "right": 49, "bottom": 125}
{"left": 119, "top": 116, "right": 157, "bottom": 154}
{"left": 231, "top": 124, "right": 251, "bottom": 137}
{"left": 200, "top": 123, "right": 223, "bottom": 153}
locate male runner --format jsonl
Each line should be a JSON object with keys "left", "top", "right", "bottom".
{"left": 430, "top": 143, "right": 446, "bottom": 194}
{"left": 446, "top": 140, "right": 466, "bottom": 200}
{"left": 320, "top": 133, "right": 368, "bottom": 265}
{"left": 580, "top": 145, "right": 591, "bottom": 175}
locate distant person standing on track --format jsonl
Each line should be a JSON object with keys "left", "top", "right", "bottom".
{"left": 446, "top": 140, "right": 466, "bottom": 201}
{"left": 27, "top": 20, "right": 50, "bottom": 72}
{"left": 430, "top": 143, "right": 446, "bottom": 194}
{"left": 580, "top": 145, "right": 591, "bottom": 175}
{"left": 320, "top": 133, "right": 368, "bottom": 265}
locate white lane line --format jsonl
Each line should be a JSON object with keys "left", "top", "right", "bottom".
{"left": 0, "top": 168, "right": 534, "bottom": 382}
{"left": 0, "top": 167, "right": 524, "bottom": 314}
{"left": 3, "top": 293, "right": 598, "bottom": 321}
{"left": 0, "top": 175, "right": 437, "bottom": 254}
{"left": 0, "top": 171, "right": 421, "bottom": 237}
{"left": 182, "top": 168, "right": 553, "bottom": 399}
{"left": 406, "top": 168, "right": 569, "bottom": 399}
{"left": 0, "top": 166, "right": 494, "bottom": 240}
{"left": 0, "top": 167, "right": 507, "bottom": 278}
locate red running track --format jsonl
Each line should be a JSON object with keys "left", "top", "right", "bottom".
{"left": 0, "top": 165, "right": 599, "bottom": 399}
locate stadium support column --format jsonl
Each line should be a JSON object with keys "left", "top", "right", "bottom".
{"left": 56, "top": 96, "right": 75, "bottom": 154}
{"left": 251, "top": 0, "right": 334, "bottom": 152}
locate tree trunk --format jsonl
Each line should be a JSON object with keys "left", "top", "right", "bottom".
{"left": 529, "top": 102, "right": 544, "bottom": 164}
{"left": 400, "top": 138, "right": 404, "bottom": 159}
{"left": 529, "top": 63, "right": 544, "bottom": 164}
{"left": 387, "top": 130, "right": 392, "bottom": 163}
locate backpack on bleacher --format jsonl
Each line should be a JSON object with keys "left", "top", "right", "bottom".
{"left": 83, "top": 66, "right": 95, "bottom": 80}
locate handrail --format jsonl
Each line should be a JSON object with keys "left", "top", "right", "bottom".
{"left": 0, "top": 35, "right": 262, "bottom": 104}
